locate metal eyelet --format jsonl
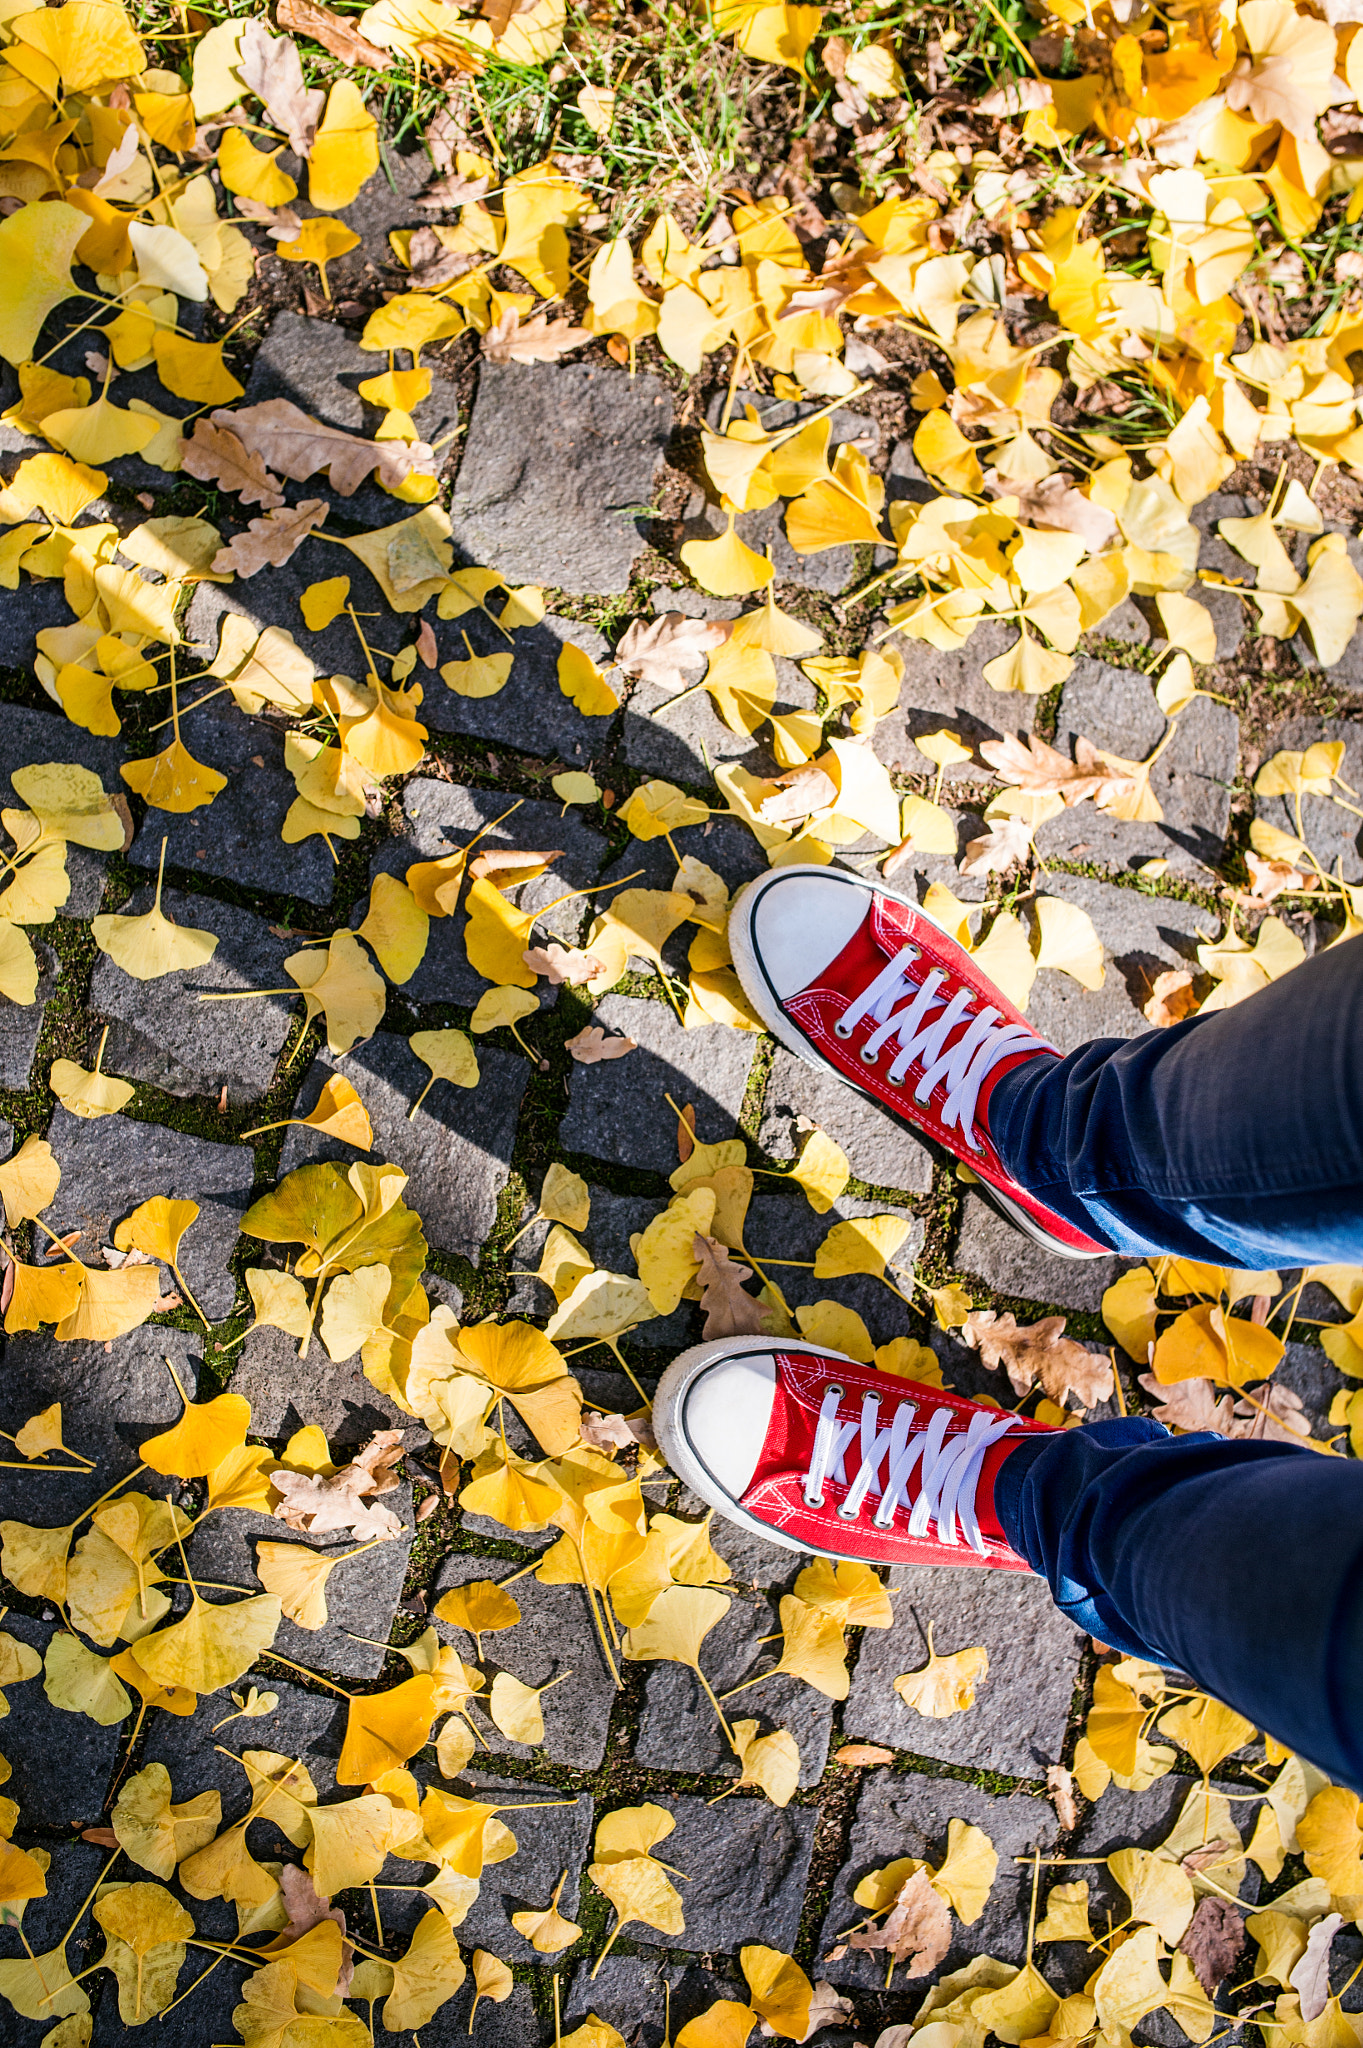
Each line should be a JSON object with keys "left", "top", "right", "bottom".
{"left": 860, "top": 1046, "right": 879, "bottom": 1064}
{"left": 804, "top": 1489, "right": 825, "bottom": 1508}
{"left": 825, "top": 1383, "right": 844, "bottom": 1401}
{"left": 837, "top": 1500, "right": 861, "bottom": 1520}
{"left": 834, "top": 1020, "right": 854, "bottom": 1039}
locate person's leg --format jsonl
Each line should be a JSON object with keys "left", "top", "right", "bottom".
{"left": 987, "top": 934, "right": 1363, "bottom": 1265}
{"left": 994, "top": 1417, "right": 1363, "bottom": 1787}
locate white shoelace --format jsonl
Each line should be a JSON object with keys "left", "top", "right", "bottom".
{"left": 802, "top": 1385, "right": 1017, "bottom": 1552}
{"left": 834, "top": 943, "right": 1039, "bottom": 1152}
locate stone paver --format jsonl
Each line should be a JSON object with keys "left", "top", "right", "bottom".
{"left": 226, "top": 1322, "right": 419, "bottom": 1443}
{"left": 0, "top": 937, "right": 55, "bottom": 1088}
{"left": 559, "top": 991, "right": 759, "bottom": 1174}
{"left": 129, "top": 700, "right": 337, "bottom": 906}
{"left": 1023, "top": 872, "right": 1219, "bottom": 1054}
{"left": 1190, "top": 494, "right": 1251, "bottom": 662}
{"left": 818, "top": 1773, "right": 1058, "bottom": 1992}
{"left": 278, "top": 1032, "right": 528, "bottom": 1262}
{"left": 954, "top": 1192, "right": 1124, "bottom": 1311}
{"left": 620, "top": 1792, "right": 817, "bottom": 1953}
{"left": 744, "top": 1189, "right": 925, "bottom": 1348}
{"left": 0, "top": 1325, "right": 203, "bottom": 1526}
{"left": 1256, "top": 718, "right": 1363, "bottom": 881}
{"left": 140, "top": 1676, "right": 345, "bottom": 1807}
{"left": 0, "top": 1614, "right": 123, "bottom": 1823}
{"left": 366, "top": 776, "right": 607, "bottom": 1006}
{"left": 758, "top": 1044, "right": 934, "bottom": 1195}
{"left": 449, "top": 361, "right": 673, "bottom": 593}
{"left": 0, "top": 1843, "right": 110, "bottom": 2047}
{"left": 422, "top": 611, "right": 613, "bottom": 764}
{"left": 510, "top": 1186, "right": 698, "bottom": 1350}
{"left": 91, "top": 888, "right": 294, "bottom": 1104}
{"left": 841, "top": 1572, "right": 1085, "bottom": 1777}
{"left": 45, "top": 1105, "right": 253, "bottom": 1320}
{"left": 0, "top": 704, "right": 123, "bottom": 916}
{"left": 189, "top": 1491, "right": 416, "bottom": 1682}
{"left": 433, "top": 1553, "right": 617, "bottom": 1770}
{"left": 623, "top": 588, "right": 820, "bottom": 783}
{"left": 565, "top": 1956, "right": 748, "bottom": 2043}
{"left": 634, "top": 1583, "right": 834, "bottom": 1787}
{"left": 184, "top": 532, "right": 382, "bottom": 685}
{"left": 869, "top": 619, "right": 1038, "bottom": 776}
{"left": 1036, "top": 661, "right": 1239, "bottom": 877}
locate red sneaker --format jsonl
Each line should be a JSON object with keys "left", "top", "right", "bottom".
{"left": 729, "top": 863, "right": 1109, "bottom": 1260}
{"left": 655, "top": 1340, "right": 1055, "bottom": 1569}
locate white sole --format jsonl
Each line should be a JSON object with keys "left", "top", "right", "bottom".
{"left": 728, "top": 865, "right": 1107, "bottom": 1263}
{"left": 654, "top": 1337, "right": 856, "bottom": 1563}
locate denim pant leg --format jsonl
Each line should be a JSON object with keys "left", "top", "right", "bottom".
{"left": 987, "top": 933, "right": 1363, "bottom": 1265}
{"left": 996, "top": 1419, "right": 1363, "bottom": 1787}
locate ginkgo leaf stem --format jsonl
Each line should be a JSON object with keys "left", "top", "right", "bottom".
{"left": 257, "top": 1650, "right": 354, "bottom": 1699}
{"left": 719, "top": 1668, "right": 777, "bottom": 1699}
{"left": 695, "top": 1666, "right": 735, "bottom": 1748}
{"left": 170, "top": 1257, "right": 211, "bottom": 1330}
{"left": 591, "top": 1915, "right": 627, "bottom": 1979}
{"left": 602, "top": 1337, "right": 651, "bottom": 1411}
{"left": 0, "top": 1459, "right": 93, "bottom": 1470}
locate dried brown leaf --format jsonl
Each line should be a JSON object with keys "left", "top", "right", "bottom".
{"left": 482, "top": 309, "right": 593, "bottom": 365}
{"left": 468, "top": 849, "right": 560, "bottom": 885}
{"left": 836, "top": 1744, "right": 895, "bottom": 1767}
{"left": 614, "top": 613, "right": 730, "bottom": 691}
{"left": 271, "top": 1429, "right": 405, "bottom": 1540}
{"left": 213, "top": 400, "right": 432, "bottom": 499}
{"left": 849, "top": 1868, "right": 951, "bottom": 1976}
{"left": 580, "top": 1411, "right": 657, "bottom": 1453}
{"left": 565, "top": 1026, "right": 636, "bottom": 1064}
{"left": 418, "top": 171, "right": 492, "bottom": 209}
{"left": 692, "top": 1233, "right": 768, "bottom": 1340}
{"left": 1047, "top": 1763, "right": 1078, "bottom": 1830}
{"left": 758, "top": 766, "right": 839, "bottom": 827}
{"left": 959, "top": 815, "right": 1032, "bottom": 878}
{"left": 522, "top": 944, "right": 604, "bottom": 986}
{"left": 240, "top": 18, "right": 324, "bottom": 157}
{"left": 978, "top": 732, "right": 1109, "bottom": 803}
{"left": 276, "top": 0, "right": 388, "bottom": 67}
{"left": 1144, "top": 969, "right": 1200, "bottom": 1028}
{"left": 1137, "top": 1373, "right": 1234, "bottom": 1434}
{"left": 182, "top": 419, "right": 286, "bottom": 510}
{"left": 211, "top": 500, "right": 328, "bottom": 577}
{"left": 1179, "top": 1895, "right": 1247, "bottom": 1995}
{"left": 961, "top": 1309, "right": 1114, "bottom": 1409}
{"left": 415, "top": 620, "right": 438, "bottom": 670}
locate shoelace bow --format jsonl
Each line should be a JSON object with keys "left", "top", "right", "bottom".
{"left": 833, "top": 942, "right": 1038, "bottom": 1152}
{"left": 802, "top": 1385, "right": 1016, "bottom": 1553}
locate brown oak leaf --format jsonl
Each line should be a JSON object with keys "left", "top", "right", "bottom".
{"left": 211, "top": 400, "right": 433, "bottom": 499}
{"left": 961, "top": 1309, "right": 1114, "bottom": 1409}
{"left": 979, "top": 732, "right": 1110, "bottom": 804}
{"left": 276, "top": 0, "right": 388, "bottom": 67}
{"left": 614, "top": 612, "right": 731, "bottom": 691}
{"left": 1179, "top": 1894, "right": 1247, "bottom": 1995}
{"left": 692, "top": 1234, "right": 768, "bottom": 1340}
{"left": 271, "top": 1429, "right": 405, "bottom": 1539}
{"left": 1138, "top": 1372, "right": 1234, "bottom": 1435}
{"left": 959, "top": 815, "right": 1032, "bottom": 878}
{"left": 849, "top": 1868, "right": 951, "bottom": 1976}
{"left": 211, "top": 500, "right": 328, "bottom": 577}
{"left": 1144, "top": 968, "right": 1200, "bottom": 1028}
{"left": 182, "top": 419, "right": 286, "bottom": 509}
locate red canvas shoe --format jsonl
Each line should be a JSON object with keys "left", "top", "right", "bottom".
{"left": 655, "top": 1339, "right": 1056, "bottom": 1570}
{"left": 729, "top": 862, "right": 1109, "bottom": 1260}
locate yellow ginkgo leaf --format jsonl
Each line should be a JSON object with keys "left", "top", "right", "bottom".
{"left": 510, "top": 1869, "right": 583, "bottom": 1952}
{"left": 464, "top": 876, "right": 537, "bottom": 987}
{"left": 244, "top": 1074, "right": 373, "bottom": 1151}
{"left": 338, "top": 1674, "right": 438, "bottom": 1785}
{"left": 741, "top": 1945, "right": 813, "bottom": 2034}
{"left": 254, "top": 1543, "right": 361, "bottom": 1631}
{"left": 285, "top": 929, "right": 386, "bottom": 1056}
{"left": 794, "top": 1559, "right": 893, "bottom": 1628}
{"left": 50, "top": 1024, "right": 135, "bottom": 1120}
{"left": 767, "top": 1593, "right": 849, "bottom": 1700}
{"left": 217, "top": 127, "right": 298, "bottom": 206}
{"left": 140, "top": 1389, "right": 250, "bottom": 1478}
{"left": 244, "top": 1268, "right": 312, "bottom": 1344}
{"left": 111, "top": 1761, "right": 220, "bottom": 1881}
{"left": 681, "top": 512, "right": 775, "bottom": 597}
{"left": 91, "top": 841, "right": 219, "bottom": 980}
{"left": 300, "top": 577, "right": 351, "bottom": 630}
{"left": 931, "top": 1817, "right": 998, "bottom": 1924}
{"left": 382, "top": 1908, "right": 465, "bottom": 2032}
{"left": 356, "top": 873, "right": 428, "bottom": 984}
{"left": 786, "top": 1127, "right": 850, "bottom": 1213}
{"left": 0, "top": 1136, "right": 60, "bottom": 1226}
{"left": 895, "top": 1636, "right": 989, "bottom": 1718}
{"left": 559, "top": 641, "right": 620, "bottom": 716}
{"left": 433, "top": 1579, "right": 521, "bottom": 1644}
{"left": 130, "top": 1593, "right": 281, "bottom": 1695}
{"left": 1107, "top": 1846, "right": 1196, "bottom": 1944}
{"left": 621, "top": 780, "right": 710, "bottom": 840}
{"left": 308, "top": 79, "right": 380, "bottom": 212}
{"left": 1157, "top": 1693, "right": 1256, "bottom": 1776}
{"left": 408, "top": 1028, "right": 479, "bottom": 1115}
{"left": 794, "top": 1300, "right": 873, "bottom": 1362}
{"left": 469, "top": 1948, "right": 514, "bottom": 2024}
{"left": 0, "top": 201, "right": 89, "bottom": 368}
{"left": 731, "top": 1722, "right": 800, "bottom": 1809}
{"left": 470, "top": 985, "right": 538, "bottom": 1034}
{"left": 487, "top": 1668, "right": 570, "bottom": 1745}
{"left": 813, "top": 1214, "right": 912, "bottom": 1281}
{"left": 1033, "top": 897, "right": 1105, "bottom": 991}
{"left": 276, "top": 216, "right": 361, "bottom": 300}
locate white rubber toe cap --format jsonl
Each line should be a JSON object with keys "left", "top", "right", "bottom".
{"left": 654, "top": 1340, "right": 779, "bottom": 1504}
{"left": 736, "top": 866, "right": 872, "bottom": 1003}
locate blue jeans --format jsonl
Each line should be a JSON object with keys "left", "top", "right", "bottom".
{"left": 981, "top": 940, "right": 1363, "bottom": 1784}
{"left": 995, "top": 1420, "right": 1363, "bottom": 1788}
{"left": 988, "top": 933, "right": 1363, "bottom": 1264}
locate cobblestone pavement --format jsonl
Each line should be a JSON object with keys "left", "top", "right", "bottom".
{"left": 0, "top": 326, "right": 1353, "bottom": 2047}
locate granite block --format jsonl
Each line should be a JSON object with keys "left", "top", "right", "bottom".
{"left": 1023, "top": 872, "right": 1219, "bottom": 1053}
{"left": 559, "top": 992, "right": 758, "bottom": 1176}
{"left": 953, "top": 1193, "right": 1123, "bottom": 1312}
{"left": 0, "top": 704, "right": 123, "bottom": 915}
{"left": 758, "top": 1045, "right": 933, "bottom": 1197}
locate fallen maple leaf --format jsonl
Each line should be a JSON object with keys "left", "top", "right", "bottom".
{"left": 267, "top": 1864, "right": 353, "bottom": 1996}
{"left": 522, "top": 943, "right": 605, "bottom": 985}
{"left": 182, "top": 419, "right": 286, "bottom": 509}
{"left": 211, "top": 500, "right": 328, "bottom": 576}
{"left": 849, "top": 1868, "right": 951, "bottom": 1976}
{"left": 566, "top": 1026, "right": 636, "bottom": 1063}
{"left": 979, "top": 732, "right": 1109, "bottom": 803}
{"left": 276, "top": 0, "right": 388, "bottom": 66}
{"left": 614, "top": 612, "right": 730, "bottom": 691}
{"left": 240, "top": 18, "right": 324, "bottom": 157}
{"left": 482, "top": 309, "right": 593, "bottom": 364}
{"left": 1144, "top": 969, "right": 1200, "bottom": 1028}
{"left": 1180, "top": 1895, "right": 1248, "bottom": 1995}
{"left": 692, "top": 1233, "right": 768, "bottom": 1339}
{"left": 210, "top": 401, "right": 433, "bottom": 499}
{"left": 961, "top": 1309, "right": 1114, "bottom": 1409}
